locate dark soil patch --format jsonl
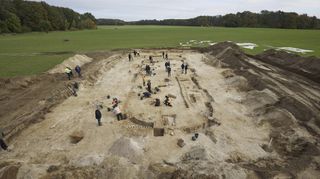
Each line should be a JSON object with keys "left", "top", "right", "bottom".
{"left": 256, "top": 49, "right": 320, "bottom": 83}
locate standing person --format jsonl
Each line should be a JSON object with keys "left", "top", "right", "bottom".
{"left": 113, "top": 105, "right": 123, "bottom": 121}
{"left": 167, "top": 66, "right": 171, "bottom": 77}
{"left": 149, "top": 56, "right": 153, "bottom": 63}
{"left": 147, "top": 80, "right": 152, "bottom": 93}
{"left": 75, "top": 65, "right": 81, "bottom": 77}
{"left": 0, "top": 128, "right": 8, "bottom": 151}
{"left": 184, "top": 63, "right": 189, "bottom": 74}
{"left": 128, "top": 53, "right": 132, "bottom": 61}
{"left": 165, "top": 61, "right": 169, "bottom": 71}
{"left": 162, "top": 52, "right": 165, "bottom": 59}
{"left": 95, "top": 108, "right": 102, "bottom": 126}
{"left": 145, "top": 65, "right": 151, "bottom": 75}
{"left": 142, "top": 75, "right": 146, "bottom": 86}
{"left": 65, "top": 67, "right": 72, "bottom": 80}
{"left": 133, "top": 50, "right": 137, "bottom": 57}
{"left": 165, "top": 61, "right": 170, "bottom": 71}
{"left": 165, "top": 53, "right": 168, "bottom": 60}
{"left": 181, "top": 62, "right": 185, "bottom": 74}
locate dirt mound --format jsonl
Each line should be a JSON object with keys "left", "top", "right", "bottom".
{"left": 48, "top": 54, "right": 93, "bottom": 74}
{"left": 108, "top": 137, "right": 144, "bottom": 163}
{"left": 256, "top": 49, "right": 320, "bottom": 83}
{"left": 204, "top": 42, "right": 248, "bottom": 69}
{"left": 198, "top": 41, "right": 240, "bottom": 55}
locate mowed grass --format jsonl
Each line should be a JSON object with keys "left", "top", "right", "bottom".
{"left": 0, "top": 25, "right": 319, "bottom": 77}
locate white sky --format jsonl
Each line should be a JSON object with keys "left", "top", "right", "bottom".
{"left": 34, "top": 0, "right": 320, "bottom": 21}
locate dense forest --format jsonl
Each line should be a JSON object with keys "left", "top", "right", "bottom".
{"left": 98, "top": 11, "right": 320, "bottom": 29}
{"left": 0, "top": 0, "right": 97, "bottom": 33}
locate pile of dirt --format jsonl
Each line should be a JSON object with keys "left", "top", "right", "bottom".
{"left": 256, "top": 49, "right": 320, "bottom": 83}
{"left": 203, "top": 42, "right": 249, "bottom": 69}
{"left": 197, "top": 41, "right": 240, "bottom": 55}
{"left": 108, "top": 137, "right": 144, "bottom": 163}
{"left": 48, "top": 54, "right": 93, "bottom": 74}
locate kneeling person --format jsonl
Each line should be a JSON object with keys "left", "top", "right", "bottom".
{"left": 113, "top": 105, "right": 123, "bottom": 121}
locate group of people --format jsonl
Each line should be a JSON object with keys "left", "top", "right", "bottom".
{"left": 94, "top": 97, "right": 124, "bottom": 126}
{"left": 154, "top": 95, "right": 172, "bottom": 107}
{"left": 128, "top": 50, "right": 140, "bottom": 61}
{"left": 181, "top": 61, "right": 189, "bottom": 74}
{"left": 93, "top": 51, "right": 190, "bottom": 126}
{"left": 139, "top": 52, "right": 180, "bottom": 107}
{"left": 162, "top": 51, "right": 169, "bottom": 59}
{"left": 65, "top": 65, "right": 82, "bottom": 80}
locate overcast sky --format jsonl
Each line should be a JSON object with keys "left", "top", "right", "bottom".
{"left": 35, "top": 0, "right": 320, "bottom": 21}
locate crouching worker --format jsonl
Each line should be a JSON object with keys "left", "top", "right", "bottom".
{"left": 164, "top": 96, "right": 172, "bottom": 107}
{"left": 95, "top": 108, "right": 102, "bottom": 126}
{"left": 72, "top": 82, "right": 79, "bottom": 96}
{"left": 140, "top": 92, "right": 151, "bottom": 100}
{"left": 155, "top": 98, "right": 161, "bottom": 107}
{"left": 0, "top": 128, "right": 8, "bottom": 151}
{"left": 75, "top": 65, "right": 81, "bottom": 77}
{"left": 113, "top": 105, "right": 123, "bottom": 121}
{"left": 65, "top": 67, "right": 73, "bottom": 80}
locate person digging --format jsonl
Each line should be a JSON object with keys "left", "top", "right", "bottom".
{"left": 0, "top": 128, "right": 8, "bottom": 151}
{"left": 164, "top": 96, "right": 173, "bottom": 107}
{"left": 113, "top": 104, "right": 123, "bottom": 121}
{"left": 65, "top": 67, "right": 73, "bottom": 80}
{"left": 95, "top": 108, "right": 102, "bottom": 126}
{"left": 75, "top": 65, "right": 82, "bottom": 77}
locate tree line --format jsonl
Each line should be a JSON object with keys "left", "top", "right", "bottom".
{"left": 98, "top": 11, "right": 320, "bottom": 29}
{"left": 0, "top": 0, "right": 97, "bottom": 33}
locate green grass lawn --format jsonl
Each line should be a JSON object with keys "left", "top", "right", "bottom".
{"left": 1, "top": 25, "right": 319, "bottom": 77}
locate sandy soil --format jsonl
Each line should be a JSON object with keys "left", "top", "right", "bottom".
{"left": 0, "top": 45, "right": 320, "bottom": 178}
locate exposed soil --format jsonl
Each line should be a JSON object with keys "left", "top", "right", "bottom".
{"left": 256, "top": 49, "right": 320, "bottom": 83}
{"left": 0, "top": 44, "right": 320, "bottom": 179}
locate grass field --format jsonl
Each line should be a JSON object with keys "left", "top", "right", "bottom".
{"left": 1, "top": 25, "right": 320, "bottom": 77}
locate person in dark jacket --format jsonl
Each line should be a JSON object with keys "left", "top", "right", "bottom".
{"left": 181, "top": 62, "right": 185, "bottom": 74}
{"left": 164, "top": 61, "right": 169, "bottom": 71}
{"left": 145, "top": 65, "right": 151, "bottom": 75}
{"left": 149, "top": 56, "right": 153, "bottom": 63}
{"left": 95, "top": 109, "right": 102, "bottom": 126}
{"left": 0, "top": 128, "right": 8, "bottom": 150}
{"left": 128, "top": 53, "right": 133, "bottom": 61}
{"left": 165, "top": 61, "right": 170, "bottom": 71}
{"left": 184, "top": 63, "right": 189, "bottom": 74}
{"left": 75, "top": 65, "right": 81, "bottom": 77}
{"left": 167, "top": 66, "right": 171, "bottom": 77}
